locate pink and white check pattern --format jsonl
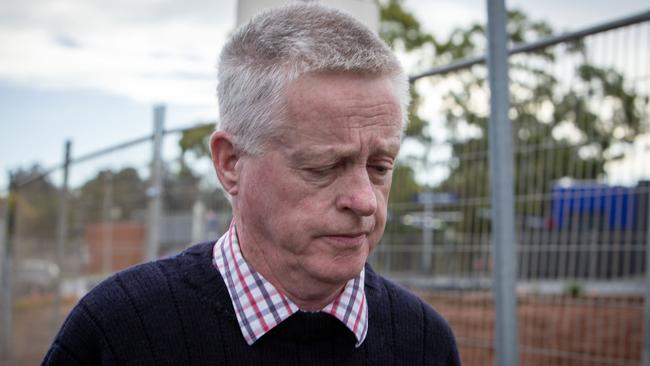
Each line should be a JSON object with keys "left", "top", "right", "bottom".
{"left": 213, "top": 220, "right": 368, "bottom": 347}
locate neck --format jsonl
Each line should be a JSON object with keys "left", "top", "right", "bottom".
{"left": 234, "top": 225, "right": 346, "bottom": 312}
{"left": 275, "top": 276, "right": 345, "bottom": 312}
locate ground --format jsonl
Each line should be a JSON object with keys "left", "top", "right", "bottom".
{"left": 420, "top": 291, "right": 643, "bottom": 366}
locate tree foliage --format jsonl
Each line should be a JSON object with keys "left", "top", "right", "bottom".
{"left": 175, "top": 123, "right": 231, "bottom": 211}
{"left": 438, "top": 19, "right": 645, "bottom": 200}
{"left": 178, "top": 123, "right": 214, "bottom": 175}
{"left": 377, "top": 0, "right": 647, "bottom": 202}
{"left": 11, "top": 165, "right": 60, "bottom": 238}
{"left": 379, "top": 0, "right": 433, "bottom": 146}
{"left": 76, "top": 167, "right": 147, "bottom": 223}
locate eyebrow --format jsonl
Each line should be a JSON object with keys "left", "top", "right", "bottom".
{"left": 288, "top": 148, "right": 346, "bottom": 165}
{"left": 287, "top": 141, "right": 401, "bottom": 165}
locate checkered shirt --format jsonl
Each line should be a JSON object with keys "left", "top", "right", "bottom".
{"left": 213, "top": 220, "right": 369, "bottom": 347}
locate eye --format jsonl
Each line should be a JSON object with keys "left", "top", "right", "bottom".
{"left": 308, "top": 164, "right": 337, "bottom": 173}
{"left": 368, "top": 164, "right": 392, "bottom": 176}
{"left": 303, "top": 164, "right": 339, "bottom": 179}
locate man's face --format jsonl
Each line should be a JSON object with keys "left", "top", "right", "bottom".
{"left": 234, "top": 72, "right": 402, "bottom": 286}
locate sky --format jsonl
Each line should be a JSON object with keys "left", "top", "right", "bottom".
{"left": 1, "top": 0, "right": 649, "bottom": 190}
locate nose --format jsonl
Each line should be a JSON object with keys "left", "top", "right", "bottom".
{"left": 335, "top": 167, "right": 377, "bottom": 217}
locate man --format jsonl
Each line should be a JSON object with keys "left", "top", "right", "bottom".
{"left": 43, "top": 3, "right": 460, "bottom": 365}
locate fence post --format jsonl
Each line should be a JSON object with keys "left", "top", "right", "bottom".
{"left": 485, "top": 1, "right": 520, "bottom": 365}
{"left": 0, "top": 173, "right": 14, "bottom": 365}
{"left": 146, "top": 105, "right": 165, "bottom": 261}
{"left": 53, "top": 140, "right": 72, "bottom": 329}
{"left": 102, "top": 172, "right": 114, "bottom": 274}
{"left": 422, "top": 195, "right": 433, "bottom": 273}
{"left": 641, "top": 184, "right": 650, "bottom": 366}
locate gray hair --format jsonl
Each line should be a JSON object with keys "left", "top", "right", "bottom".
{"left": 217, "top": 2, "right": 409, "bottom": 155}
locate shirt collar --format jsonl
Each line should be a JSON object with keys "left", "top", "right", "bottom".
{"left": 213, "top": 220, "right": 368, "bottom": 347}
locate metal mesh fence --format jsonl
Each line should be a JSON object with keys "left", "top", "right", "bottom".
{"left": 4, "top": 127, "right": 234, "bottom": 364}
{"left": 9, "top": 141, "right": 156, "bottom": 365}
{"left": 11, "top": 170, "right": 65, "bottom": 366}
{"left": 0, "top": 10, "right": 648, "bottom": 366}
{"left": 369, "top": 13, "right": 650, "bottom": 366}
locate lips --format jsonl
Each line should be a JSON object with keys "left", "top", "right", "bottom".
{"left": 317, "top": 232, "right": 369, "bottom": 247}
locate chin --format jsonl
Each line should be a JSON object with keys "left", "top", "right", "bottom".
{"left": 312, "top": 254, "right": 368, "bottom": 284}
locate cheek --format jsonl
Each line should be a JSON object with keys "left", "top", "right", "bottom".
{"left": 252, "top": 171, "right": 320, "bottom": 227}
{"left": 372, "top": 186, "right": 390, "bottom": 231}
{"left": 376, "top": 183, "right": 391, "bottom": 212}
{"left": 238, "top": 163, "right": 286, "bottom": 224}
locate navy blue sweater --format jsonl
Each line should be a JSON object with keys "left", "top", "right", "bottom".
{"left": 43, "top": 242, "right": 460, "bottom": 365}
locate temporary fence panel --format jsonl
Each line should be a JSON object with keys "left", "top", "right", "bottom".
{"left": 7, "top": 133, "right": 154, "bottom": 365}
{"left": 371, "top": 10, "right": 650, "bottom": 366}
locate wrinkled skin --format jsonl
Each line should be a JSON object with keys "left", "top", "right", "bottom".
{"left": 212, "top": 72, "right": 402, "bottom": 310}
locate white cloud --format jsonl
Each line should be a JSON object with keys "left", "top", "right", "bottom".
{"left": 0, "top": 0, "right": 236, "bottom": 29}
{"left": 404, "top": 0, "right": 485, "bottom": 40}
{"left": 0, "top": 0, "right": 235, "bottom": 105}
{"left": 1, "top": 0, "right": 647, "bottom": 107}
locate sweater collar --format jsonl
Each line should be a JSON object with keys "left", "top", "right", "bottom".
{"left": 212, "top": 220, "right": 369, "bottom": 347}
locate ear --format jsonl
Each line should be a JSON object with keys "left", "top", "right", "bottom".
{"left": 210, "top": 131, "right": 241, "bottom": 196}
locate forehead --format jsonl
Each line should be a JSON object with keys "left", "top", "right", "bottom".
{"left": 277, "top": 72, "right": 402, "bottom": 154}
{"left": 285, "top": 72, "right": 401, "bottom": 122}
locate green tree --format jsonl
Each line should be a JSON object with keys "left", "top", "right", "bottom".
{"left": 163, "top": 166, "right": 202, "bottom": 212}
{"left": 436, "top": 13, "right": 645, "bottom": 198}
{"left": 178, "top": 123, "right": 214, "bottom": 175}
{"left": 12, "top": 165, "right": 60, "bottom": 238}
{"left": 379, "top": 0, "right": 434, "bottom": 146}
{"left": 75, "top": 167, "right": 147, "bottom": 223}
{"left": 389, "top": 164, "right": 421, "bottom": 204}
{"left": 175, "top": 123, "right": 231, "bottom": 212}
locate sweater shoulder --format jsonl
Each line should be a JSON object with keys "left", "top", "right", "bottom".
{"left": 364, "top": 265, "right": 460, "bottom": 365}
{"left": 376, "top": 273, "right": 450, "bottom": 328}
{"left": 365, "top": 265, "right": 442, "bottom": 320}
{"left": 79, "top": 241, "right": 216, "bottom": 313}
{"left": 44, "top": 241, "right": 220, "bottom": 365}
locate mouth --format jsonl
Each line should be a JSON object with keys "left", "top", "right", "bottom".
{"left": 317, "top": 232, "right": 369, "bottom": 247}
